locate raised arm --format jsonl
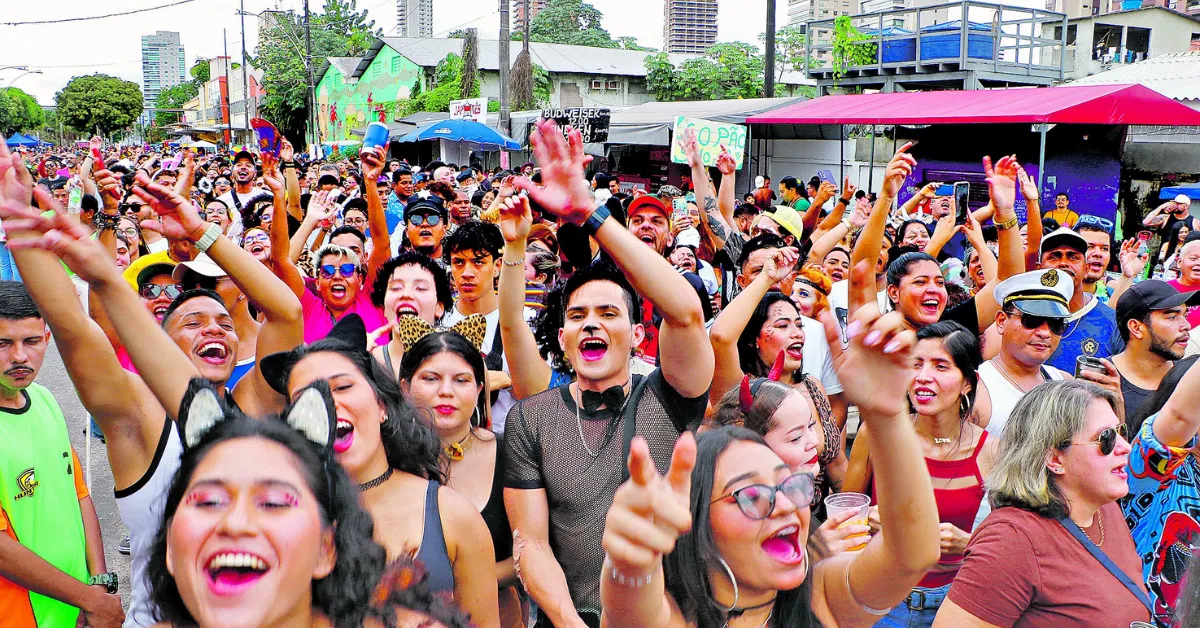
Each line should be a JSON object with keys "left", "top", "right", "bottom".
{"left": 280, "top": 140, "right": 304, "bottom": 222}
{"left": 715, "top": 148, "right": 738, "bottom": 230}
{"left": 266, "top": 154, "right": 306, "bottom": 299}
{"left": 708, "top": 247, "right": 798, "bottom": 405}
{"left": 852, "top": 144, "right": 915, "bottom": 310}
{"left": 964, "top": 214, "right": 997, "bottom": 284}
{"left": 683, "top": 132, "right": 731, "bottom": 236}
{"left": 924, "top": 213, "right": 957, "bottom": 258}
{"left": 817, "top": 178, "right": 857, "bottom": 233}
{"left": 1144, "top": 200, "right": 1173, "bottom": 228}
{"left": 897, "top": 182, "right": 938, "bottom": 220}
{"left": 1150, "top": 352, "right": 1200, "bottom": 447}
{"left": 497, "top": 194, "right": 552, "bottom": 399}
{"left": 1017, "top": 166, "right": 1042, "bottom": 271}
{"left": 1108, "top": 238, "right": 1149, "bottom": 310}
{"left": 517, "top": 120, "right": 713, "bottom": 398}
{"left": 971, "top": 156, "right": 1024, "bottom": 333}
{"left": 358, "top": 147, "right": 391, "bottom": 286}
{"left": 289, "top": 191, "right": 335, "bottom": 264}
{"left": 814, "top": 260, "right": 939, "bottom": 625}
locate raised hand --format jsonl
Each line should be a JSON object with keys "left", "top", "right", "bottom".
{"left": 820, "top": 260, "right": 917, "bottom": 418}
{"left": 1016, "top": 165, "right": 1038, "bottom": 202}
{"left": 0, "top": 141, "right": 35, "bottom": 205}
{"left": 762, "top": 246, "right": 800, "bottom": 285}
{"left": 92, "top": 169, "right": 122, "bottom": 212}
{"left": 680, "top": 128, "right": 703, "bottom": 170}
{"left": 280, "top": 138, "right": 295, "bottom": 162}
{"left": 931, "top": 212, "right": 956, "bottom": 243}
{"left": 304, "top": 190, "right": 336, "bottom": 226}
{"left": 0, "top": 189, "right": 119, "bottom": 284}
{"left": 602, "top": 433, "right": 696, "bottom": 576}
{"left": 514, "top": 120, "right": 596, "bottom": 226}
{"left": 918, "top": 182, "right": 941, "bottom": 199}
{"left": 814, "top": 507, "right": 874, "bottom": 555}
{"left": 261, "top": 152, "right": 284, "bottom": 194}
{"left": 984, "top": 155, "right": 1019, "bottom": 211}
{"left": 841, "top": 176, "right": 857, "bottom": 202}
{"left": 173, "top": 150, "right": 196, "bottom": 199}
{"left": 498, "top": 193, "right": 534, "bottom": 244}
{"left": 881, "top": 142, "right": 916, "bottom": 199}
{"left": 1119, "top": 238, "right": 1149, "bottom": 279}
{"left": 359, "top": 145, "right": 384, "bottom": 182}
{"left": 131, "top": 171, "right": 207, "bottom": 242}
{"left": 716, "top": 145, "right": 737, "bottom": 175}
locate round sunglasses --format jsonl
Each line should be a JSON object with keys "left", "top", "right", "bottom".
{"left": 1061, "top": 423, "right": 1128, "bottom": 456}
{"left": 408, "top": 214, "right": 442, "bottom": 227}
{"left": 319, "top": 263, "right": 359, "bottom": 279}
{"left": 710, "top": 472, "right": 815, "bottom": 520}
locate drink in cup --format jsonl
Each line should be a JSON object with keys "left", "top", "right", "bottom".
{"left": 363, "top": 122, "right": 390, "bottom": 150}
{"left": 824, "top": 492, "right": 871, "bottom": 552}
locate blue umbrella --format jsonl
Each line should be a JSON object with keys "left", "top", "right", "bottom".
{"left": 5, "top": 133, "right": 37, "bottom": 147}
{"left": 396, "top": 118, "right": 520, "bottom": 150}
{"left": 1161, "top": 184, "right": 1200, "bottom": 201}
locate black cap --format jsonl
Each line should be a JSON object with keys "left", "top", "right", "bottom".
{"left": 233, "top": 150, "right": 256, "bottom": 165}
{"left": 405, "top": 195, "right": 448, "bottom": 219}
{"left": 1115, "top": 280, "right": 1200, "bottom": 328}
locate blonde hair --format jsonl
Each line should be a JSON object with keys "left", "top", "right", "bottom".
{"left": 987, "top": 380, "right": 1119, "bottom": 519}
{"left": 315, "top": 243, "right": 361, "bottom": 268}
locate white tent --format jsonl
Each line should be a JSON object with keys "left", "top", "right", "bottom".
{"left": 184, "top": 140, "right": 217, "bottom": 152}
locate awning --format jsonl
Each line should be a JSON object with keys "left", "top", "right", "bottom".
{"left": 1162, "top": 184, "right": 1200, "bottom": 201}
{"left": 747, "top": 84, "right": 1200, "bottom": 126}
{"left": 608, "top": 97, "right": 806, "bottom": 145}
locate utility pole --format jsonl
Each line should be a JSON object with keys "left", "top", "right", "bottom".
{"left": 224, "top": 30, "right": 233, "bottom": 146}
{"left": 765, "top": 0, "right": 776, "bottom": 97}
{"left": 240, "top": 0, "right": 251, "bottom": 140}
{"left": 499, "top": 0, "right": 510, "bottom": 134}
{"left": 304, "top": 0, "right": 316, "bottom": 157}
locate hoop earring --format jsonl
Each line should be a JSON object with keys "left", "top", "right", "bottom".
{"left": 716, "top": 556, "right": 739, "bottom": 612}
{"left": 472, "top": 406, "right": 480, "bottom": 428}
{"left": 959, "top": 394, "right": 971, "bottom": 420}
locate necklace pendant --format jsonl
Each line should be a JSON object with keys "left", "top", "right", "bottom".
{"left": 933, "top": 437, "right": 953, "bottom": 444}
{"left": 445, "top": 441, "right": 465, "bottom": 462}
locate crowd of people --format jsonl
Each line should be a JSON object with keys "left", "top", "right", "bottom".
{"left": 2, "top": 120, "right": 1200, "bottom": 628}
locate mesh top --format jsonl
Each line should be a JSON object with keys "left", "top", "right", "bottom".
{"left": 504, "top": 370, "right": 707, "bottom": 613}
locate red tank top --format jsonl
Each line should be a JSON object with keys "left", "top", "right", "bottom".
{"left": 869, "top": 430, "right": 987, "bottom": 588}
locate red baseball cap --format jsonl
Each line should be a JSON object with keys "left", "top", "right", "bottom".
{"left": 627, "top": 195, "right": 670, "bottom": 219}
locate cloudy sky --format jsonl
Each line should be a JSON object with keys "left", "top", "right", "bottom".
{"left": 1, "top": 0, "right": 790, "bottom": 106}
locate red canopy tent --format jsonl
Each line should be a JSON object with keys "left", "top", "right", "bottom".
{"left": 746, "top": 84, "right": 1200, "bottom": 126}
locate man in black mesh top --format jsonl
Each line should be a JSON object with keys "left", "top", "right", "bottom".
{"left": 504, "top": 120, "right": 715, "bottom": 628}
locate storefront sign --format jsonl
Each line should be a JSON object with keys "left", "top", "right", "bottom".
{"left": 540, "top": 107, "right": 611, "bottom": 143}
{"left": 670, "top": 116, "right": 747, "bottom": 170}
{"left": 450, "top": 98, "right": 487, "bottom": 123}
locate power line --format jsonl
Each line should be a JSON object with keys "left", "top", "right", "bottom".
{"left": 1, "top": 0, "right": 199, "bottom": 26}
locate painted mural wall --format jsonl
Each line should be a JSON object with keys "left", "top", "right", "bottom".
{"left": 316, "top": 47, "right": 424, "bottom": 141}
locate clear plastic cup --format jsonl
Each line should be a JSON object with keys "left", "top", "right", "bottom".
{"left": 824, "top": 492, "right": 871, "bottom": 551}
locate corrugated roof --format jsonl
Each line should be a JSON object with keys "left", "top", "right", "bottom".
{"left": 1069, "top": 51, "right": 1200, "bottom": 102}
{"left": 354, "top": 37, "right": 697, "bottom": 78}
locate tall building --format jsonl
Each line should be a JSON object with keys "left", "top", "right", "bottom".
{"left": 512, "top": 0, "right": 549, "bottom": 31}
{"left": 396, "top": 0, "right": 433, "bottom": 38}
{"left": 663, "top": 0, "right": 718, "bottom": 53}
{"left": 788, "top": 0, "right": 858, "bottom": 64}
{"left": 141, "top": 30, "right": 186, "bottom": 126}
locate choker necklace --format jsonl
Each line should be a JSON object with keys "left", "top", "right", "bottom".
{"left": 358, "top": 467, "right": 393, "bottom": 492}
{"left": 444, "top": 431, "right": 473, "bottom": 462}
{"left": 728, "top": 597, "right": 777, "bottom": 617}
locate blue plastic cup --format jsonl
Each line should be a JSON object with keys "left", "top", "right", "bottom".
{"left": 363, "top": 122, "right": 390, "bottom": 150}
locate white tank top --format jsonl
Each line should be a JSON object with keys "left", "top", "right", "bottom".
{"left": 977, "top": 360, "right": 1065, "bottom": 439}
{"left": 114, "top": 419, "right": 183, "bottom": 628}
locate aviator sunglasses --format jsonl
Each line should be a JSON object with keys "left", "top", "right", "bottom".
{"left": 138, "top": 284, "right": 183, "bottom": 300}
{"left": 710, "top": 472, "right": 815, "bottom": 520}
{"left": 1061, "top": 423, "right": 1127, "bottom": 456}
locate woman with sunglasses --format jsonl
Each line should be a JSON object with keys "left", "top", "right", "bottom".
{"left": 264, "top": 151, "right": 389, "bottom": 343}
{"left": 122, "top": 193, "right": 167, "bottom": 254}
{"left": 600, "top": 259, "right": 940, "bottom": 628}
{"left": 933, "top": 380, "right": 1150, "bottom": 627}
{"left": 116, "top": 214, "right": 147, "bottom": 262}
{"left": 844, "top": 321, "right": 995, "bottom": 625}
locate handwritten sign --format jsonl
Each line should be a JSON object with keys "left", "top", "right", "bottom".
{"left": 670, "top": 116, "right": 747, "bottom": 170}
{"left": 450, "top": 98, "right": 487, "bottom": 123}
{"left": 540, "top": 107, "right": 611, "bottom": 143}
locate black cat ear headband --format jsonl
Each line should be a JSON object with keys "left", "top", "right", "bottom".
{"left": 177, "top": 377, "right": 338, "bottom": 454}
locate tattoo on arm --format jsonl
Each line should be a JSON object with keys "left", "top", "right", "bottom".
{"left": 704, "top": 196, "right": 716, "bottom": 212}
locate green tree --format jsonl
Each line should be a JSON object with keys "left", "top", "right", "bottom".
{"left": 616, "top": 36, "right": 654, "bottom": 51}
{"left": 190, "top": 59, "right": 211, "bottom": 83}
{"left": 255, "top": 0, "right": 382, "bottom": 145}
{"left": 644, "top": 42, "right": 765, "bottom": 101}
{"left": 760, "top": 25, "right": 814, "bottom": 81}
{"left": 831, "top": 16, "right": 876, "bottom": 85}
{"left": 528, "top": 0, "right": 619, "bottom": 48}
{"left": 55, "top": 74, "right": 142, "bottom": 136}
{"left": 154, "top": 82, "right": 200, "bottom": 127}
{"left": 0, "top": 88, "right": 45, "bottom": 136}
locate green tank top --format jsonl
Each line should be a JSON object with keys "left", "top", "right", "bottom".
{"left": 0, "top": 383, "right": 88, "bottom": 626}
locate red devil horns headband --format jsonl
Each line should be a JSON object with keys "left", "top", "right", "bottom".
{"left": 739, "top": 351, "right": 788, "bottom": 413}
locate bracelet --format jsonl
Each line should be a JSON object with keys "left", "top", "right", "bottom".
{"left": 995, "top": 215, "right": 1019, "bottom": 230}
{"left": 282, "top": 161, "right": 298, "bottom": 170}
{"left": 195, "top": 222, "right": 222, "bottom": 253}
{"left": 837, "top": 197, "right": 850, "bottom": 205}
{"left": 93, "top": 212, "right": 121, "bottom": 231}
{"left": 844, "top": 562, "right": 891, "bottom": 616}
{"left": 603, "top": 555, "right": 653, "bottom": 589}
{"left": 502, "top": 257, "right": 525, "bottom": 267}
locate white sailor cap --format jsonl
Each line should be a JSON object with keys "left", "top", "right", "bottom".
{"left": 992, "top": 269, "right": 1073, "bottom": 318}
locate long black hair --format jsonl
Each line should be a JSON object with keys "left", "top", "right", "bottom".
{"left": 664, "top": 426, "right": 821, "bottom": 628}
{"left": 736, "top": 291, "right": 801, "bottom": 384}
{"left": 148, "top": 416, "right": 386, "bottom": 628}
{"left": 397, "top": 331, "right": 490, "bottom": 430}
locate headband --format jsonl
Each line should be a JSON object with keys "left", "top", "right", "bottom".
{"left": 795, "top": 276, "right": 828, "bottom": 296}
{"left": 739, "top": 351, "right": 787, "bottom": 413}
{"left": 395, "top": 314, "right": 486, "bottom": 351}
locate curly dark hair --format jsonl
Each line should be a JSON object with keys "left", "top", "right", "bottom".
{"left": 370, "top": 252, "right": 453, "bottom": 316}
{"left": 148, "top": 416, "right": 386, "bottom": 628}
{"left": 364, "top": 557, "right": 474, "bottom": 628}
{"left": 443, "top": 219, "right": 503, "bottom": 260}
{"left": 532, "top": 281, "right": 571, "bottom": 373}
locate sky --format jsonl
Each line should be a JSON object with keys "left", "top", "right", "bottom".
{"left": 0, "top": 0, "right": 789, "bottom": 106}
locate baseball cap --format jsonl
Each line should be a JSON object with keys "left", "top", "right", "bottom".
{"left": 675, "top": 228, "right": 701, "bottom": 249}
{"left": 171, "top": 254, "right": 228, "bottom": 282}
{"left": 122, "top": 251, "right": 177, "bottom": 290}
{"left": 1038, "top": 226, "right": 1088, "bottom": 257}
{"left": 628, "top": 195, "right": 670, "bottom": 220}
{"left": 405, "top": 194, "right": 448, "bottom": 219}
{"left": 764, "top": 204, "right": 805, "bottom": 240}
{"left": 1115, "top": 280, "right": 1200, "bottom": 328}
{"left": 993, "top": 269, "right": 1073, "bottom": 318}
{"left": 1176, "top": 194, "right": 1192, "bottom": 205}
{"left": 233, "top": 150, "right": 256, "bottom": 165}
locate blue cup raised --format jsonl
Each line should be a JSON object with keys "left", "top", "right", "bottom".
{"left": 363, "top": 122, "right": 390, "bottom": 150}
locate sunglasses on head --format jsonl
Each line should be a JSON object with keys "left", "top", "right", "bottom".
{"left": 1061, "top": 423, "right": 1127, "bottom": 456}
{"left": 138, "top": 284, "right": 183, "bottom": 300}
{"left": 319, "top": 263, "right": 358, "bottom": 279}
{"left": 408, "top": 214, "right": 441, "bottom": 227}
{"left": 1076, "top": 215, "right": 1114, "bottom": 233}
{"left": 1010, "top": 310, "right": 1068, "bottom": 335}
{"left": 711, "top": 472, "right": 815, "bottom": 520}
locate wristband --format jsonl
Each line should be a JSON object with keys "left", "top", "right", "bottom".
{"left": 195, "top": 222, "right": 222, "bottom": 253}
{"left": 837, "top": 197, "right": 850, "bottom": 205}
{"left": 995, "top": 215, "right": 1019, "bottom": 230}
{"left": 282, "top": 161, "right": 298, "bottom": 171}
{"left": 603, "top": 555, "right": 653, "bottom": 589}
{"left": 502, "top": 256, "right": 525, "bottom": 267}
{"left": 580, "top": 202, "right": 610, "bottom": 237}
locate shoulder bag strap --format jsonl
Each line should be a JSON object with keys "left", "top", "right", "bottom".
{"left": 1058, "top": 516, "right": 1152, "bottom": 614}
{"left": 620, "top": 374, "right": 654, "bottom": 483}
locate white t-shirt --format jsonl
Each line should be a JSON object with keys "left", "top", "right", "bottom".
{"left": 442, "top": 303, "right": 536, "bottom": 434}
{"left": 827, "top": 279, "right": 890, "bottom": 346}
{"left": 218, "top": 187, "right": 270, "bottom": 240}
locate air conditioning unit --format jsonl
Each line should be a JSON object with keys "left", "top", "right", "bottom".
{"left": 590, "top": 79, "right": 605, "bottom": 90}
{"left": 606, "top": 80, "right": 619, "bottom": 90}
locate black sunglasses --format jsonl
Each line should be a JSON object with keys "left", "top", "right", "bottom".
{"left": 1013, "top": 311, "right": 1068, "bottom": 335}
{"left": 408, "top": 214, "right": 441, "bottom": 227}
{"left": 710, "top": 472, "right": 815, "bottom": 520}
{"left": 1061, "top": 423, "right": 1127, "bottom": 456}
{"left": 138, "top": 284, "right": 183, "bottom": 300}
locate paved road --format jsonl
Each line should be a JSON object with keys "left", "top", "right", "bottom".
{"left": 39, "top": 342, "right": 133, "bottom": 609}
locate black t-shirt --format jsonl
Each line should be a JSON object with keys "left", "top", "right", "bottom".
{"left": 941, "top": 295, "right": 982, "bottom": 335}
{"left": 1119, "top": 372, "right": 1154, "bottom": 424}
{"left": 504, "top": 370, "right": 707, "bottom": 613}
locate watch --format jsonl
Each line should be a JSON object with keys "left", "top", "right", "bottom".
{"left": 995, "top": 215, "right": 1019, "bottom": 230}
{"left": 88, "top": 572, "right": 118, "bottom": 594}
{"left": 580, "top": 202, "right": 611, "bottom": 237}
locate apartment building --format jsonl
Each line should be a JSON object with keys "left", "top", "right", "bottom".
{"left": 141, "top": 30, "right": 186, "bottom": 126}
{"left": 396, "top": 0, "right": 433, "bottom": 38}
{"left": 663, "top": 0, "right": 719, "bottom": 53}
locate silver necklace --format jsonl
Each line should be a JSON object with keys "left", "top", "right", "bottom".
{"left": 574, "top": 384, "right": 630, "bottom": 458}
{"left": 991, "top": 358, "right": 1042, "bottom": 394}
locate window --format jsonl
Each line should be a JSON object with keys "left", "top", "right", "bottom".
{"left": 373, "top": 63, "right": 381, "bottom": 79}
{"left": 391, "top": 56, "right": 402, "bottom": 73}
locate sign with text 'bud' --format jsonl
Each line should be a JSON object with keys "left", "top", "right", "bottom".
{"left": 540, "top": 108, "right": 611, "bottom": 143}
